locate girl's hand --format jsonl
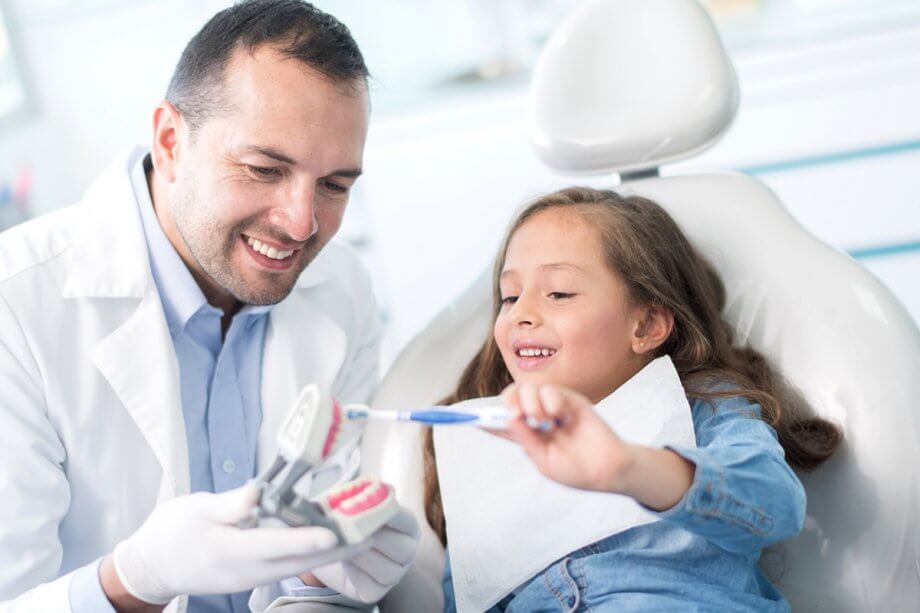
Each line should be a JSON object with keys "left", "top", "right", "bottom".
{"left": 500, "top": 382, "right": 638, "bottom": 493}
{"left": 500, "top": 383, "right": 696, "bottom": 509}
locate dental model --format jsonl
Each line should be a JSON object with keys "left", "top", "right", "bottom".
{"left": 276, "top": 384, "right": 343, "bottom": 467}
{"left": 319, "top": 476, "right": 399, "bottom": 544}
{"left": 242, "top": 384, "right": 399, "bottom": 544}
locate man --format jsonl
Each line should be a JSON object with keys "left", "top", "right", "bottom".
{"left": 0, "top": 1, "right": 418, "bottom": 611}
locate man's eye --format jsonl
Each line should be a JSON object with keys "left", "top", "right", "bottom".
{"left": 549, "top": 292, "right": 574, "bottom": 300}
{"left": 247, "top": 165, "right": 282, "bottom": 179}
{"left": 500, "top": 296, "right": 518, "bottom": 306}
{"left": 321, "top": 180, "right": 348, "bottom": 194}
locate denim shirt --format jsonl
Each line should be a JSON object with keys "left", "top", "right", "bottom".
{"left": 443, "top": 392, "right": 806, "bottom": 612}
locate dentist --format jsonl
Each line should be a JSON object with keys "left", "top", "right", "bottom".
{"left": 0, "top": 1, "right": 418, "bottom": 612}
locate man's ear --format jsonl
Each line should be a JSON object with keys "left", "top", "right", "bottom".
{"left": 631, "top": 306, "right": 674, "bottom": 355}
{"left": 150, "top": 101, "right": 184, "bottom": 183}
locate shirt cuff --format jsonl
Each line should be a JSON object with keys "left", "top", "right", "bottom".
{"left": 278, "top": 576, "right": 338, "bottom": 598}
{"left": 68, "top": 557, "right": 116, "bottom": 613}
{"left": 250, "top": 579, "right": 354, "bottom": 612}
{"left": 649, "top": 444, "right": 775, "bottom": 536}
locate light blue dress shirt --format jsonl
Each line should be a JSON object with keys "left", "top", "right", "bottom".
{"left": 68, "top": 155, "right": 322, "bottom": 612}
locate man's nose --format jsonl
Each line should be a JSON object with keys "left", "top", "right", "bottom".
{"left": 271, "top": 182, "right": 318, "bottom": 243}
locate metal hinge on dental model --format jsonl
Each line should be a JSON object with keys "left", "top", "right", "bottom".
{"left": 240, "top": 384, "right": 398, "bottom": 545}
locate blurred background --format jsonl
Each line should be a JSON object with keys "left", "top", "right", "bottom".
{"left": 1, "top": 0, "right": 918, "bottom": 364}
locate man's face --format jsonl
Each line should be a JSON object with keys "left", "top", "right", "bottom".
{"left": 169, "top": 46, "right": 369, "bottom": 305}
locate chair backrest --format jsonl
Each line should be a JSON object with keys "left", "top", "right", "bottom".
{"left": 364, "top": 1, "right": 920, "bottom": 610}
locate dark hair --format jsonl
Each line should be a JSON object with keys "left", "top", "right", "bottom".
{"left": 422, "top": 187, "right": 843, "bottom": 545}
{"left": 166, "top": 0, "right": 369, "bottom": 130}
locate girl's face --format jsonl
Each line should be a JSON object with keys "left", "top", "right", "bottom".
{"left": 494, "top": 208, "right": 647, "bottom": 402}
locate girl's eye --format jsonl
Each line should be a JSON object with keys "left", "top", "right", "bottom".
{"left": 500, "top": 296, "right": 518, "bottom": 306}
{"left": 321, "top": 180, "right": 348, "bottom": 194}
{"left": 549, "top": 292, "right": 574, "bottom": 300}
{"left": 247, "top": 165, "right": 282, "bottom": 179}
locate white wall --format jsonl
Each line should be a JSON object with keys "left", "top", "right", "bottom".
{"left": 0, "top": 0, "right": 229, "bottom": 216}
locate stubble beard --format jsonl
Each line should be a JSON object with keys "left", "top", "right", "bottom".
{"left": 171, "top": 187, "right": 321, "bottom": 306}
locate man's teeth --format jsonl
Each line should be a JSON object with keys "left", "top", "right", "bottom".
{"left": 246, "top": 236, "right": 294, "bottom": 260}
{"left": 517, "top": 348, "right": 556, "bottom": 357}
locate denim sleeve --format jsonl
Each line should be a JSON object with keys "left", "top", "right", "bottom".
{"left": 650, "top": 394, "right": 806, "bottom": 554}
{"left": 68, "top": 558, "right": 116, "bottom": 613}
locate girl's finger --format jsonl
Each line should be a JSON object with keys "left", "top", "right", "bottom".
{"left": 539, "top": 385, "right": 590, "bottom": 423}
{"left": 480, "top": 424, "right": 515, "bottom": 440}
{"left": 518, "top": 383, "right": 549, "bottom": 423}
{"left": 505, "top": 412, "right": 548, "bottom": 460}
{"left": 537, "top": 385, "right": 567, "bottom": 418}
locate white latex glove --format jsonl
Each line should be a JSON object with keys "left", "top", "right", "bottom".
{"left": 113, "top": 483, "right": 353, "bottom": 605}
{"left": 308, "top": 505, "right": 421, "bottom": 603}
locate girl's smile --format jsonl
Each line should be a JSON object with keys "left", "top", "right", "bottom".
{"left": 511, "top": 338, "right": 559, "bottom": 371}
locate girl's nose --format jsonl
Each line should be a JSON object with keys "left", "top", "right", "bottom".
{"left": 510, "top": 296, "right": 540, "bottom": 327}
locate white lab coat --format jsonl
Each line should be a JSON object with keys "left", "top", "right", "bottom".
{"left": 0, "top": 150, "right": 382, "bottom": 612}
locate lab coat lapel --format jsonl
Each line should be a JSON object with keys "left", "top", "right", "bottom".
{"left": 90, "top": 292, "right": 189, "bottom": 499}
{"left": 257, "top": 288, "right": 347, "bottom": 473}
{"left": 68, "top": 148, "right": 190, "bottom": 499}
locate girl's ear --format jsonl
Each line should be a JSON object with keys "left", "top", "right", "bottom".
{"left": 631, "top": 306, "right": 674, "bottom": 355}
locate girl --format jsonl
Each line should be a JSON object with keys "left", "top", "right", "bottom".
{"left": 423, "top": 187, "right": 841, "bottom": 612}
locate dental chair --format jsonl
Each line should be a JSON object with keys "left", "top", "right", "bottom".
{"left": 362, "top": 0, "right": 920, "bottom": 610}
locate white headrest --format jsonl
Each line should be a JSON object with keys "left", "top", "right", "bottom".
{"left": 529, "top": 0, "right": 739, "bottom": 174}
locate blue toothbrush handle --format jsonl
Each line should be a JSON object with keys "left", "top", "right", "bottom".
{"left": 408, "top": 410, "right": 479, "bottom": 424}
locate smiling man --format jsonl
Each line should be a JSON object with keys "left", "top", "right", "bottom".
{"left": 152, "top": 40, "right": 368, "bottom": 319}
{"left": 0, "top": 2, "right": 418, "bottom": 612}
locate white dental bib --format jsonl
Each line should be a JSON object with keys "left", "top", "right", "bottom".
{"left": 434, "top": 356, "right": 696, "bottom": 612}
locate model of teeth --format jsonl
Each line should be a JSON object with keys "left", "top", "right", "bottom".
{"left": 321, "top": 476, "right": 399, "bottom": 544}
{"left": 517, "top": 348, "right": 557, "bottom": 357}
{"left": 246, "top": 236, "right": 295, "bottom": 260}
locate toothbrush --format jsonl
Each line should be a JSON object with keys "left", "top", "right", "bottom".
{"left": 342, "top": 404, "right": 558, "bottom": 431}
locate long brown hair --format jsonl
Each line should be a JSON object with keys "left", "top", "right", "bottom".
{"left": 423, "top": 187, "right": 842, "bottom": 545}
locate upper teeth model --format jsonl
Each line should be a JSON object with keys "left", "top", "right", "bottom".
{"left": 247, "top": 236, "right": 295, "bottom": 260}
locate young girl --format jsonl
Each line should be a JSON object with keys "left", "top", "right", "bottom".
{"left": 422, "top": 187, "right": 841, "bottom": 612}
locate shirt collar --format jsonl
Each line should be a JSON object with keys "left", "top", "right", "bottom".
{"left": 132, "top": 153, "right": 271, "bottom": 337}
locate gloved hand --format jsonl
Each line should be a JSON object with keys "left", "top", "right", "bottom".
{"left": 305, "top": 505, "right": 420, "bottom": 603}
{"left": 113, "top": 483, "right": 352, "bottom": 604}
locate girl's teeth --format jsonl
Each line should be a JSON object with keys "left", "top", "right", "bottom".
{"left": 518, "top": 348, "right": 556, "bottom": 357}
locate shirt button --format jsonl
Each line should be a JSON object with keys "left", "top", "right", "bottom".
{"left": 222, "top": 460, "right": 236, "bottom": 474}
